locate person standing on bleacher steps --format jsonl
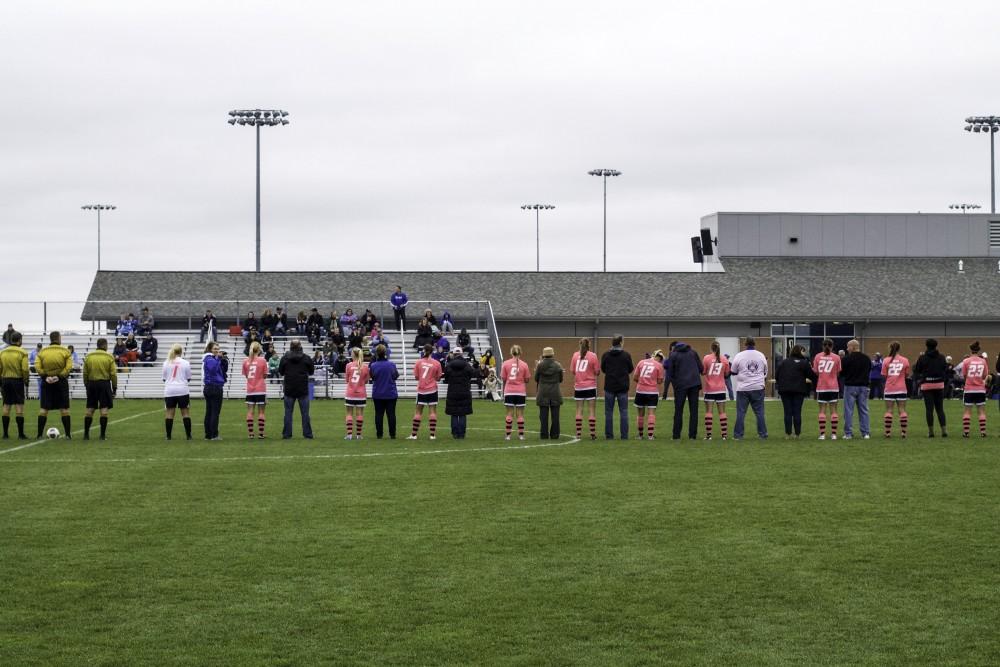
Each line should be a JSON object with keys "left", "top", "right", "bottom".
{"left": 391, "top": 285, "right": 408, "bottom": 332}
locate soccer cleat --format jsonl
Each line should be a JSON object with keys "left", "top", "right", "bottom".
{"left": 406, "top": 435, "right": 418, "bottom": 440}
{"left": 356, "top": 435, "right": 363, "bottom": 441}
{"left": 721, "top": 436, "right": 727, "bottom": 441}
{"left": 429, "top": 435, "right": 435, "bottom": 440}
{"left": 863, "top": 434, "right": 870, "bottom": 440}
{"left": 818, "top": 434, "right": 826, "bottom": 440}
{"left": 831, "top": 434, "right": 837, "bottom": 441}
{"left": 248, "top": 434, "right": 254, "bottom": 439}
{"left": 344, "top": 435, "right": 353, "bottom": 440}
{"left": 704, "top": 436, "right": 712, "bottom": 441}
{"left": 518, "top": 435, "right": 525, "bottom": 441}
{"left": 962, "top": 433, "right": 970, "bottom": 439}
{"left": 647, "top": 435, "right": 655, "bottom": 441}
{"left": 504, "top": 435, "right": 510, "bottom": 441}
{"left": 590, "top": 434, "right": 597, "bottom": 441}
{"left": 842, "top": 435, "right": 851, "bottom": 440}
{"left": 982, "top": 432, "right": 988, "bottom": 438}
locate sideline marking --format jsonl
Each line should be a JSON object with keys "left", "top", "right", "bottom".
{"left": 0, "top": 434, "right": 586, "bottom": 464}
{"left": 0, "top": 409, "right": 162, "bottom": 455}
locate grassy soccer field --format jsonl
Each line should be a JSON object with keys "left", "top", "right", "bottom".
{"left": 1, "top": 397, "right": 998, "bottom": 665}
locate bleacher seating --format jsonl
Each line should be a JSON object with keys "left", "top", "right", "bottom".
{"left": 19, "top": 328, "right": 495, "bottom": 400}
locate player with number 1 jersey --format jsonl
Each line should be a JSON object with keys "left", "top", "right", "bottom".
{"left": 701, "top": 342, "right": 730, "bottom": 440}
{"left": 632, "top": 350, "right": 665, "bottom": 439}
{"left": 501, "top": 346, "right": 531, "bottom": 440}
{"left": 812, "top": 339, "right": 842, "bottom": 440}
{"left": 570, "top": 338, "right": 600, "bottom": 440}
{"left": 409, "top": 345, "right": 443, "bottom": 439}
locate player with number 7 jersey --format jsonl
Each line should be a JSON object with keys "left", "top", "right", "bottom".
{"left": 409, "top": 345, "right": 443, "bottom": 440}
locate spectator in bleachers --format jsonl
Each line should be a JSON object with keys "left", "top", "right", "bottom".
{"left": 267, "top": 347, "right": 281, "bottom": 378}
{"left": 307, "top": 308, "right": 324, "bottom": 330}
{"left": 115, "top": 313, "right": 134, "bottom": 337}
{"left": 124, "top": 333, "right": 140, "bottom": 364}
{"left": 312, "top": 349, "right": 326, "bottom": 367}
{"left": 67, "top": 345, "right": 81, "bottom": 373}
{"left": 434, "top": 333, "right": 449, "bottom": 353}
{"left": 260, "top": 329, "right": 273, "bottom": 347}
{"left": 306, "top": 321, "right": 323, "bottom": 346}
{"left": 294, "top": 311, "right": 308, "bottom": 336}
{"left": 242, "top": 312, "right": 258, "bottom": 339}
{"left": 414, "top": 317, "right": 433, "bottom": 349}
{"left": 112, "top": 337, "right": 127, "bottom": 367}
{"left": 243, "top": 329, "right": 261, "bottom": 356}
{"left": 274, "top": 307, "right": 287, "bottom": 335}
{"left": 483, "top": 367, "right": 501, "bottom": 402}
{"left": 391, "top": 286, "right": 408, "bottom": 331}
{"left": 329, "top": 325, "right": 346, "bottom": 354}
{"left": 456, "top": 328, "right": 472, "bottom": 355}
{"left": 138, "top": 307, "right": 155, "bottom": 336}
{"left": 423, "top": 309, "right": 438, "bottom": 329}
{"left": 480, "top": 349, "right": 496, "bottom": 371}
{"left": 259, "top": 309, "right": 275, "bottom": 335}
{"left": 348, "top": 325, "right": 364, "bottom": 352}
{"left": 2, "top": 323, "right": 18, "bottom": 346}
{"left": 431, "top": 346, "right": 448, "bottom": 368}
{"left": 200, "top": 310, "right": 217, "bottom": 343}
{"left": 440, "top": 311, "right": 454, "bottom": 334}
{"left": 369, "top": 326, "right": 390, "bottom": 359}
{"left": 339, "top": 308, "right": 358, "bottom": 331}
{"left": 361, "top": 310, "right": 379, "bottom": 333}
{"left": 140, "top": 334, "right": 159, "bottom": 363}
{"left": 327, "top": 310, "right": 340, "bottom": 333}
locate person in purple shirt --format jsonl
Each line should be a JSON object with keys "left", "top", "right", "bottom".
{"left": 390, "top": 286, "right": 408, "bottom": 332}
{"left": 369, "top": 344, "right": 399, "bottom": 439}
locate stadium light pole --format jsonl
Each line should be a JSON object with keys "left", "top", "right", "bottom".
{"left": 521, "top": 204, "right": 555, "bottom": 271}
{"left": 228, "top": 109, "right": 290, "bottom": 272}
{"left": 964, "top": 116, "right": 1000, "bottom": 214}
{"left": 949, "top": 204, "right": 981, "bottom": 213}
{"left": 81, "top": 204, "right": 116, "bottom": 271}
{"left": 588, "top": 169, "right": 621, "bottom": 272}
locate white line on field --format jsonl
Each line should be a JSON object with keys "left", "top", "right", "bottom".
{"left": 0, "top": 434, "right": 586, "bottom": 464}
{"left": 0, "top": 409, "right": 163, "bottom": 455}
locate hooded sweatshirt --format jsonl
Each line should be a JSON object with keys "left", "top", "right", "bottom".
{"left": 666, "top": 342, "right": 701, "bottom": 391}
{"left": 601, "top": 346, "right": 634, "bottom": 393}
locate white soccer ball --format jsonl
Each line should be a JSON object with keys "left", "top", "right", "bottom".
{"left": 46, "top": 427, "right": 60, "bottom": 439}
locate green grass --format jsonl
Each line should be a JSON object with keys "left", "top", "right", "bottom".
{"left": 1, "top": 398, "right": 998, "bottom": 666}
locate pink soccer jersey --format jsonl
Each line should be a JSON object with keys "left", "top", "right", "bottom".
{"left": 345, "top": 361, "right": 370, "bottom": 400}
{"left": 881, "top": 355, "right": 910, "bottom": 395}
{"left": 812, "top": 352, "right": 842, "bottom": 392}
{"left": 570, "top": 351, "right": 600, "bottom": 390}
{"left": 958, "top": 356, "right": 989, "bottom": 392}
{"left": 632, "top": 357, "right": 664, "bottom": 394}
{"left": 414, "top": 357, "right": 443, "bottom": 394}
{"left": 702, "top": 354, "right": 730, "bottom": 394}
{"left": 501, "top": 358, "right": 530, "bottom": 396}
{"left": 242, "top": 357, "right": 268, "bottom": 395}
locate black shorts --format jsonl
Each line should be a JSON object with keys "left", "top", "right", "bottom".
{"left": 245, "top": 394, "right": 267, "bottom": 405}
{"left": 85, "top": 381, "right": 114, "bottom": 410}
{"left": 345, "top": 398, "right": 367, "bottom": 407}
{"left": 703, "top": 392, "right": 727, "bottom": 403}
{"left": 39, "top": 378, "right": 70, "bottom": 411}
{"left": 1, "top": 379, "right": 25, "bottom": 406}
{"left": 416, "top": 391, "right": 439, "bottom": 406}
{"left": 504, "top": 394, "right": 526, "bottom": 407}
{"left": 964, "top": 391, "right": 987, "bottom": 406}
{"left": 634, "top": 392, "right": 659, "bottom": 408}
{"left": 574, "top": 388, "right": 597, "bottom": 400}
{"left": 816, "top": 391, "right": 839, "bottom": 404}
{"left": 164, "top": 394, "right": 190, "bottom": 410}
{"left": 884, "top": 392, "right": 908, "bottom": 402}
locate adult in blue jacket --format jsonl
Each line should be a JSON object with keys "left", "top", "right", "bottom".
{"left": 202, "top": 342, "right": 226, "bottom": 440}
{"left": 369, "top": 344, "right": 400, "bottom": 439}
{"left": 666, "top": 341, "right": 702, "bottom": 439}
{"left": 390, "top": 285, "right": 408, "bottom": 332}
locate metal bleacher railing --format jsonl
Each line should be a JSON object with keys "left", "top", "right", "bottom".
{"left": 3, "top": 300, "right": 502, "bottom": 400}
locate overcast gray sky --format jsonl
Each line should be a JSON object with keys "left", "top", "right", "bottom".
{"left": 2, "top": 0, "right": 998, "bottom": 302}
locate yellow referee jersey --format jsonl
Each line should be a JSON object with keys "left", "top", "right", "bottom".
{"left": 83, "top": 349, "right": 118, "bottom": 392}
{"left": 0, "top": 345, "right": 29, "bottom": 381}
{"left": 35, "top": 344, "right": 73, "bottom": 379}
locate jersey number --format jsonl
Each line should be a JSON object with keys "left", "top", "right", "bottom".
{"left": 707, "top": 362, "right": 723, "bottom": 376}
{"left": 248, "top": 365, "right": 257, "bottom": 379}
{"left": 968, "top": 364, "right": 985, "bottom": 379}
{"left": 887, "top": 362, "right": 904, "bottom": 377}
{"left": 576, "top": 359, "right": 589, "bottom": 373}
{"left": 351, "top": 371, "right": 361, "bottom": 384}
{"left": 171, "top": 365, "right": 179, "bottom": 379}
{"left": 509, "top": 365, "right": 520, "bottom": 380}
{"left": 818, "top": 359, "right": 835, "bottom": 373}
{"left": 421, "top": 365, "right": 433, "bottom": 379}
{"left": 640, "top": 364, "right": 655, "bottom": 379}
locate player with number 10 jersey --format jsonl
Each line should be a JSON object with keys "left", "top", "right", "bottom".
{"left": 570, "top": 338, "right": 600, "bottom": 440}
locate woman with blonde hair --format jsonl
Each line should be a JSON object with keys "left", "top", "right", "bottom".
{"left": 242, "top": 341, "right": 268, "bottom": 439}
{"left": 500, "top": 345, "right": 531, "bottom": 440}
{"left": 162, "top": 343, "right": 192, "bottom": 440}
{"left": 570, "top": 338, "right": 600, "bottom": 440}
{"left": 344, "top": 346, "right": 370, "bottom": 440}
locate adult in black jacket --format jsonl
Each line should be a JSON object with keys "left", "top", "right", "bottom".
{"left": 840, "top": 340, "right": 872, "bottom": 439}
{"left": 913, "top": 338, "right": 948, "bottom": 437}
{"left": 279, "top": 340, "right": 315, "bottom": 439}
{"left": 666, "top": 341, "right": 701, "bottom": 439}
{"left": 776, "top": 344, "right": 816, "bottom": 437}
{"left": 600, "top": 335, "right": 634, "bottom": 440}
{"left": 444, "top": 351, "right": 474, "bottom": 439}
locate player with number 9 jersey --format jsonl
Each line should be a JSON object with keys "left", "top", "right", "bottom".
{"left": 501, "top": 356, "right": 530, "bottom": 398}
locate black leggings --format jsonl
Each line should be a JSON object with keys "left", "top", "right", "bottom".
{"left": 922, "top": 389, "right": 946, "bottom": 429}
{"left": 780, "top": 393, "right": 806, "bottom": 435}
{"left": 373, "top": 398, "right": 397, "bottom": 438}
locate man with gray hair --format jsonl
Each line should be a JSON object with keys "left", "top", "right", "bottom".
{"left": 840, "top": 339, "right": 872, "bottom": 439}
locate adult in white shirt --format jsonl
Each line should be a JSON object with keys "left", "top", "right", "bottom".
{"left": 162, "top": 343, "right": 193, "bottom": 440}
{"left": 729, "top": 336, "right": 768, "bottom": 439}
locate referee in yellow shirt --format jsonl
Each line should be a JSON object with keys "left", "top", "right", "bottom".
{"left": 35, "top": 331, "right": 73, "bottom": 439}
{"left": 82, "top": 338, "right": 117, "bottom": 440}
{"left": 1, "top": 331, "right": 30, "bottom": 439}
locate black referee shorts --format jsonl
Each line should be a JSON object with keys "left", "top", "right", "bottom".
{"left": 1, "top": 379, "right": 26, "bottom": 406}
{"left": 85, "top": 380, "right": 114, "bottom": 410}
{"left": 40, "top": 377, "right": 70, "bottom": 411}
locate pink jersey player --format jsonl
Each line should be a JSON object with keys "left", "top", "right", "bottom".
{"left": 242, "top": 356, "right": 268, "bottom": 396}
{"left": 414, "top": 357, "right": 443, "bottom": 394}
{"left": 570, "top": 350, "right": 600, "bottom": 391}
{"left": 345, "top": 360, "right": 370, "bottom": 400}
{"left": 633, "top": 357, "right": 664, "bottom": 394}
{"left": 702, "top": 353, "right": 730, "bottom": 394}
{"left": 812, "top": 352, "right": 842, "bottom": 392}
{"left": 501, "top": 357, "right": 530, "bottom": 396}
{"left": 881, "top": 354, "right": 910, "bottom": 395}
{"left": 958, "top": 355, "right": 989, "bottom": 393}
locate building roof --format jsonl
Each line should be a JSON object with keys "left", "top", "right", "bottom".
{"left": 82, "top": 258, "right": 1000, "bottom": 322}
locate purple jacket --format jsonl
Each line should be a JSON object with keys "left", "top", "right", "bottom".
{"left": 369, "top": 360, "right": 399, "bottom": 399}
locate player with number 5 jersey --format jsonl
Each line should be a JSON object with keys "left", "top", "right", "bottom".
{"left": 344, "top": 347, "right": 370, "bottom": 440}
{"left": 880, "top": 341, "right": 910, "bottom": 438}
{"left": 570, "top": 338, "right": 600, "bottom": 440}
{"left": 812, "top": 339, "right": 842, "bottom": 440}
{"left": 501, "top": 346, "right": 531, "bottom": 440}
{"left": 632, "top": 350, "right": 665, "bottom": 439}
{"left": 409, "top": 345, "right": 443, "bottom": 440}
{"left": 702, "top": 341, "right": 730, "bottom": 440}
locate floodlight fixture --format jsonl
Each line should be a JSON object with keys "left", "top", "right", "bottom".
{"left": 964, "top": 115, "right": 1000, "bottom": 213}
{"left": 81, "top": 204, "right": 117, "bottom": 271}
{"left": 521, "top": 204, "right": 556, "bottom": 272}
{"left": 588, "top": 168, "right": 622, "bottom": 271}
